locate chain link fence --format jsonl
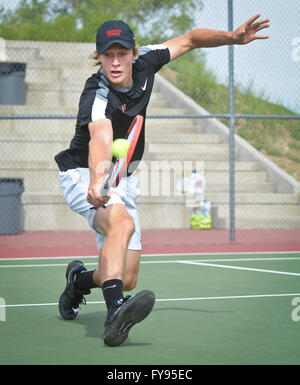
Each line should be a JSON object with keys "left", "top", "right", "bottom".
{"left": 0, "top": 0, "right": 299, "bottom": 241}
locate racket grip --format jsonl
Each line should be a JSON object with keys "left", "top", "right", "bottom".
{"left": 89, "top": 176, "right": 110, "bottom": 210}
{"left": 99, "top": 179, "right": 109, "bottom": 197}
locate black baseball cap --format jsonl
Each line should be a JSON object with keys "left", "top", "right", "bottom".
{"left": 96, "top": 20, "right": 135, "bottom": 54}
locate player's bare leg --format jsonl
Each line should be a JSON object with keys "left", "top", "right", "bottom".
{"left": 92, "top": 203, "right": 155, "bottom": 346}
{"left": 92, "top": 203, "right": 135, "bottom": 286}
{"left": 59, "top": 206, "right": 142, "bottom": 321}
{"left": 122, "top": 249, "right": 141, "bottom": 291}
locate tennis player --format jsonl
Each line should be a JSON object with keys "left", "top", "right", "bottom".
{"left": 55, "top": 16, "right": 269, "bottom": 347}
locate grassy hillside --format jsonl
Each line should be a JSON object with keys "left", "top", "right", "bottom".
{"left": 160, "top": 54, "right": 300, "bottom": 182}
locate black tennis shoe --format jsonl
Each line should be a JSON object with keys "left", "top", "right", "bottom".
{"left": 102, "top": 290, "right": 155, "bottom": 347}
{"left": 59, "top": 260, "right": 90, "bottom": 320}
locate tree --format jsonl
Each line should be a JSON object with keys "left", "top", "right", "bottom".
{"left": 0, "top": 0, "right": 203, "bottom": 42}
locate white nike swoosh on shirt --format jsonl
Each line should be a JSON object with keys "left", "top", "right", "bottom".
{"left": 141, "top": 78, "right": 148, "bottom": 91}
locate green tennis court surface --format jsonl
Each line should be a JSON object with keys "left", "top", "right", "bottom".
{"left": 0, "top": 252, "right": 300, "bottom": 365}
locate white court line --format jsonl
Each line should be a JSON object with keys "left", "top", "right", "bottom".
{"left": 1, "top": 256, "right": 300, "bottom": 269}
{"left": 179, "top": 260, "right": 300, "bottom": 277}
{"left": 0, "top": 263, "right": 96, "bottom": 268}
{"left": 1, "top": 293, "right": 300, "bottom": 309}
{"left": 0, "top": 261, "right": 176, "bottom": 268}
{"left": 0, "top": 250, "right": 299, "bottom": 262}
{"left": 142, "top": 257, "right": 300, "bottom": 263}
{"left": 142, "top": 251, "right": 300, "bottom": 258}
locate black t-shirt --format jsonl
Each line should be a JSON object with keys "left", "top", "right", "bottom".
{"left": 54, "top": 44, "right": 170, "bottom": 172}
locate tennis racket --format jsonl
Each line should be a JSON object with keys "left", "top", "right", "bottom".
{"left": 99, "top": 114, "right": 144, "bottom": 197}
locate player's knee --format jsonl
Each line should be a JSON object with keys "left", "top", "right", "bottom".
{"left": 123, "top": 265, "right": 139, "bottom": 291}
{"left": 120, "top": 216, "right": 135, "bottom": 239}
{"left": 123, "top": 276, "right": 137, "bottom": 291}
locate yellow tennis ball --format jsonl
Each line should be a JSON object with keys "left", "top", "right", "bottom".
{"left": 111, "top": 138, "right": 130, "bottom": 158}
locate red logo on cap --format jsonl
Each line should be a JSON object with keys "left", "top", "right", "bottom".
{"left": 106, "top": 29, "right": 122, "bottom": 37}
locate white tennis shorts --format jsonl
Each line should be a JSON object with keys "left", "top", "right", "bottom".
{"left": 59, "top": 167, "right": 142, "bottom": 250}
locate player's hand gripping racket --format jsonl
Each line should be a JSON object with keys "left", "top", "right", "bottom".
{"left": 99, "top": 114, "right": 143, "bottom": 198}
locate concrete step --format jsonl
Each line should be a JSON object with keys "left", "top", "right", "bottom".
{"left": 26, "top": 82, "right": 90, "bottom": 92}
{"left": 0, "top": 160, "right": 57, "bottom": 170}
{"left": 146, "top": 143, "right": 229, "bottom": 161}
{"left": 146, "top": 124, "right": 198, "bottom": 135}
{"left": 137, "top": 182, "right": 275, "bottom": 195}
{"left": 1, "top": 133, "right": 73, "bottom": 143}
{"left": 149, "top": 142, "right": 227, "bottom": 154}
{"left": 0, "top": 140, "right": 228, "bottom": 162}
{"left": 204, "top": 192, "right": 299, "bottom": 204}
{"left": 6, "top": 40, "right": 95, "bottom": 62}
{"left": 1, "top": 118, "right": 197, "bottom": 138}
{"left": 25, "top": 88, "right": 81, "bottom": 106}
{"left": 0, "top": 142, "right": 66, "bottom": 162}
{"left": 138, "top": 193, "right": 299, "bottom": 205}
{"left": 201, "top": 161, "right": 259, "bottom": 171}
{"left": 23, "top": 201, "right": 189, "bottom": 231}
{"left": 25, "top": 66, "right": 92, "bottom": 84}
{"left": 26, "top": 82, "right": 164, "bottom": 92}
{"left": 139, "top": 196, "right": 300, "bottom": 229}
{"left": 22, "top": 193, "right": 65, "bottom": 204}
{"left": 23, "top": 201, "right": 91, "bottom": 231}
{"left": 0, "top": 105, "right": 185, "bottom": 117}
{"left": 213, "top": 216, "right": 300, "bottom": 230}
{"left": 0, "top": 159, "right": 260, "bottom": 172}
{"left": 0, "top": 105, "right": 78, "bottom": 116}
{"left": 137, "top": 201, "right": 190, "bottom": 229}
{"left": 135, "top": 167, "right": 267, "bottom": 188}
{"left": 22, "top": 200, "right": 300, "bottom": 231}
{"left": 27, "top": 82, "right": 167, "bottom": 95}
{"left": 0, "top": 169, "right": 62, "bottom": 194}
{"left": 146, "top": 117, "right": 197, "bottom": 129}
{"left": 137, "top": 160, "right": 260, "bottom": 172}
{"left": 21, "top": 193, "right": 188, "bottom": 231}
{"left": 0, "top": 159, "right": 259, "bottom": 172}
{"left": 25, "top": 59, "right": 92, "bottom": 69}
{"left": 20, "top": 192, "right": 300, "bottom": 231}
{"left": 0, "top": 167, "right": 271, "bottom": 194}
{"left": 1, "top": 120, "right": 78, "bottom": 139}
{"left": 23, "top": 91, "right": 169, "bottom": 107}
{"left": 139, "top": 201, "right": 300, "bottom": 230}
{"left": 21, "top": 190, "right": 90, "bottom": 230}
{"left": 22, "top": 195, "right": 189, "bottom": 230}
{"left": 145, "top": 132, "right": 222, "bottom": 144}
{"left": 216, "top": 204, "right": 300, "bottom": 218}
{"left": 212, "top": 171, "right": 266, "bottom": 183}
{"left": 20, "top": 63, "right": 167, "bottom": 102}
{"left": 135, "top": 161, "right": 274, "bottom": 193}
{"left": 2, "top": 128, "right": 220, "bottom": 144}
{"left": 146, "top": 108, "right": 187, "bottom": 116}
{"left": 145, "top": 152, "right": 229, "bottom": 161}
{"left": 147, "top": 98, "right": 169, "bottom": 109}
{"left": 20, "top": 63, "right": 166, "bottom": 89}
{"left": 204, "top": 182, "right": 275, "bottom": 193}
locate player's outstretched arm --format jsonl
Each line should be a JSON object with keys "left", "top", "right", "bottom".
{"left": 87, "top": 119, "right": 113, "bottom": 207}
{"left": 164, "top": 13, "right": 270, "bottom": 61}
{"left": 232, "top": 14, "right": 270, "bottom": 45}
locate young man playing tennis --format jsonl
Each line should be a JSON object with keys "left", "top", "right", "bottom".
{"left": 55, "top": 15, "right": 269, "bottom": 347}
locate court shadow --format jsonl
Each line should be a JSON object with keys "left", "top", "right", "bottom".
{"left": 73, "top": 311, "right": 153, "bottom": 347}
{"left": 75, "top": 311, "right": 106, "bottom": 338}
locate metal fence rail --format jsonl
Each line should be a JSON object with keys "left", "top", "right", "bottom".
{"left": 1, "top": 114, "right": 300, "bottom": 120}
